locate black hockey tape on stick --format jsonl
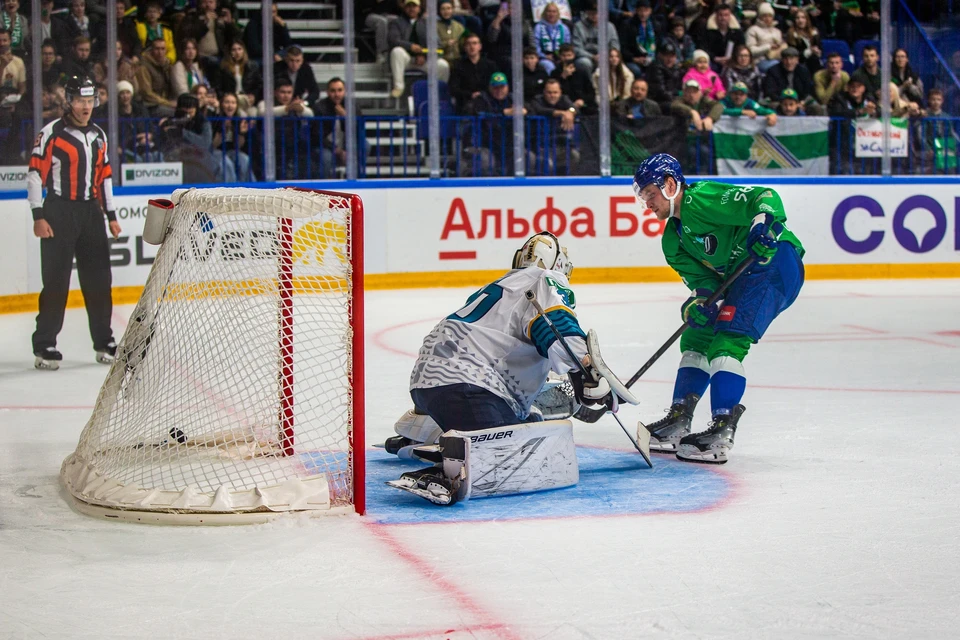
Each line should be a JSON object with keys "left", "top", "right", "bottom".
{"left": 525, "top": 290, "right": 652, "bottom": 467}
{"left": 575, "top": 256, "right": 757, "bottom": 424}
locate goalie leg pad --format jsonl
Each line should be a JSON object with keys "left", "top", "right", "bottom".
{"left": 394, "top": 408, "right": 443, "bottom": 445}
{"left": 452, "top": 420, "right": 578, "bottom": 500}
{"left": 385, "top": 408, "right": 442, "bottom": 458}
{"left": 386, "top": 434, "right": 468, "bottom": 506}
{"left": 388, "top": 421, "right": 578, "bottom": 505}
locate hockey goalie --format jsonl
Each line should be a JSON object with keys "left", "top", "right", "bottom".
{"left": 384, "top": 232, "right": 638, "bottom": 506}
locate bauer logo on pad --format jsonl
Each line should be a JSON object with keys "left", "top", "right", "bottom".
{"left": 718, "top": 306, "right": 736, "bottom": 322}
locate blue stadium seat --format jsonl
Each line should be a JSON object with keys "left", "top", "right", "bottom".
{"left": 411, "top": 80, "right": 456, "bottom": 141}
{"left": 853, "top": 39, "right": 881, "bottom": 67}
{"left": 821, "top": 39, "right": 854, "bottom": 73}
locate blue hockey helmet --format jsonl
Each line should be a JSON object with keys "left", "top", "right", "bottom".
{"left": 633, "top": 153, "right": 685, "bottom": 216}
{"left": 633, "top": 153, "right": 684, "bottom": 194}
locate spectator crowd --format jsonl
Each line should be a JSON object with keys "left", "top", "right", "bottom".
{"left": 359, "top": 0, "right": 956, "bottom": 174}
{"left": 1, "top": 0, "right": 955, "bottom": 178}
{"left": 3, "top": 0, "right": 359, "bottom": 180}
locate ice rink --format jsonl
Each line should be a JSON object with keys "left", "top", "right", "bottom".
{"left": 2, "top": 278, "right": 959, "bottom": 639}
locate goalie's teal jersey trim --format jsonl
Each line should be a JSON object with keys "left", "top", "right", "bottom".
{"left": 529, "top": 309, "right": 586, "bottom": 358}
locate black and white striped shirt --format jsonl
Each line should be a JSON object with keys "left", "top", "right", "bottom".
{"left": 27, "top": 118, "right": 116, "bottom": 221}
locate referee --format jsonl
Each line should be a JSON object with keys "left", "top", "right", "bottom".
{"left": 28, "top": 75, "right": 122, "bottom": 371}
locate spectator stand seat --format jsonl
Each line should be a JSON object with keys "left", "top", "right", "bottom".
{"left": 409, "top": 79, "right": 459, "bottom": 170}
{"left": 821, "top": 39, "right": 855, "bottom": 73}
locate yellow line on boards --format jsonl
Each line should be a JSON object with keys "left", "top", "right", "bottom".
{"left": 1, "top": 264, "right": 958, "bottom": 314}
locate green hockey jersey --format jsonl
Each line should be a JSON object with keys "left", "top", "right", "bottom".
{"left": 661, "top": 181, "right": 805, "bottom": 291}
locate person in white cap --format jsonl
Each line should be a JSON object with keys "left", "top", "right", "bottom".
{"left": 114, "top": 79, "right": 158, "bottom": 162}
{"left": 671, "top": 78, "right": 724, "bottom": 133}
{"left": 745, "top": 2, "right": 787, "bottom": 73}
{"left": 681, "top": 49, "right": 726, "bottom": 100}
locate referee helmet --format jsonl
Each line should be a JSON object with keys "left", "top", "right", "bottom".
{"left": 64, "top": 75, "right": 100, "bottom": 108}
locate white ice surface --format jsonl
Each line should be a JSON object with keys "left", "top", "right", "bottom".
{"left": 2, "top": 279, "right": 960, "bottom": 639}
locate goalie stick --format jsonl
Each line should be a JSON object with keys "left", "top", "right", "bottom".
{"left": 574, "top": 257, "right": 757, "bottom": 424}
{"left": 525, "top": 290, "right": 652, "bottom": 468}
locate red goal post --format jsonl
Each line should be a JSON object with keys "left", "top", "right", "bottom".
{"left": 60, "top": 187, "right": 364, "bottom": 524}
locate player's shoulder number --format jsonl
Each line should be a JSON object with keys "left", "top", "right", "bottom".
{"left": 719, "top": 185, "right": 756, "bottom": 206}
{"left": 449, "top": 283, "right": 504, "bottom": 323}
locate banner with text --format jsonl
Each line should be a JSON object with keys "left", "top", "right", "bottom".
{"left": 855, "top": 118, "right": 909, "bottom": 157}
{"left": 121, "top": 162, "right": 183, "bottom": 186}
{"left": 0, "top": 166, "right": 29, "bottom": 191}
{"left": 713, "top": 117, "right": 830, "bottom": 175}
{"left": 5, "top": 181, "right": 959, "bottom": 297}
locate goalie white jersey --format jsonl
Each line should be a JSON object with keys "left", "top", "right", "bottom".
{"left": 410, "top": 266, "right": 587, "bottom": 421}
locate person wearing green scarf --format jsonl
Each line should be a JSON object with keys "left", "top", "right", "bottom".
{"left": 1, "top": 0, "right": 29, "bottom": 57}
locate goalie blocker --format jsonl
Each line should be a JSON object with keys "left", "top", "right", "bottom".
{"left": 386, "top": 420, "right": 578, "bottom": 506}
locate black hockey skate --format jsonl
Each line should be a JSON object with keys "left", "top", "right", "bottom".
{"left": 95, "top": 341, "right": 118, "bottom": 365}
{"left": 383, "top": 435, "right": 415, "bottom": 455}
{"left": 34, "top": 347, "right": 63, "bottom": 371}
{"left": 386, "top": 466, "right": 462, "bottom": 506}
{"left": 645, "top": 393, "right": 699, "bottom": 453}
{"left": 676, "top": 404, "right": 746, "bottom": 464}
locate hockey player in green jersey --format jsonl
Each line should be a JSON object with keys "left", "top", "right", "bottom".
{"left": 633, "top": 153, "right": 805, "bottom": 463}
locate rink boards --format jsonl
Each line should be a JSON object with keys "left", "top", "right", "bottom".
{"left": 1, "top": 177, "right": 958, "bottom": 311}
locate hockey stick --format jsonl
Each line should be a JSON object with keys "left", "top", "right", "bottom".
{"left": 574, "top": 256, "right": 757, "bottom": 424}
{"left": 525, "top": 290, "right": 653, "bottom": 468}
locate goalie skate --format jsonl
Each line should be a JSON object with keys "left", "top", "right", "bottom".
{"left": 676, "top": 404, "right": 745, "bottom": 464}
{"left": 386, "top": 467, "right": 463, "bottom": 506}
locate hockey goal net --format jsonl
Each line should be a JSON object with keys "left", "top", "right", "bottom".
{"left": 61, "top": 187, "right": 364, "bottom": 524}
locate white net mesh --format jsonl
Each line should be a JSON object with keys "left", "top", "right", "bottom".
{"left": 61, "top": 188, "right": 361, "bottom": 520}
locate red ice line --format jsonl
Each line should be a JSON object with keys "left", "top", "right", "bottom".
{"left": 370, "top": 318, "right": 960, "bottom": 395}
{"left": 362, "top": 523, "right": 521, "bottom": 640}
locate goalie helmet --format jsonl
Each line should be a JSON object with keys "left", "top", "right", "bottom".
{"left": 512, "top": 232, "right": 573, "bottom": 278}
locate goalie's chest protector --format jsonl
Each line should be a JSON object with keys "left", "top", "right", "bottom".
{"left": 410, "top": 267, "right": 567, "bottom": 421}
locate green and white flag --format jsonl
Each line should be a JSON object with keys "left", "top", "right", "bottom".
{"left": 713, "top": 116, "right": 830, "bottom": 175}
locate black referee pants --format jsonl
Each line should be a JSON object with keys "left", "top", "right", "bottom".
{"left": 32, "top": 196, "right": 114, "bottom": 353}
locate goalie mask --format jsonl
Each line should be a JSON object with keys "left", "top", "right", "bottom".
{"left": 512, "top": 232, "right": 573, "bottom": 278}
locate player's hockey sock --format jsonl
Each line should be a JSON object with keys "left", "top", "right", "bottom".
{"left": 672, "top": 351, "right": 710, "bottom": 404}
{"left": 709, "top": 356, "right": 746, "bottom": 416}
